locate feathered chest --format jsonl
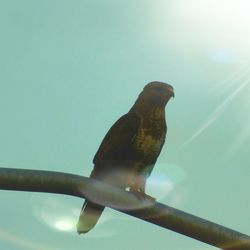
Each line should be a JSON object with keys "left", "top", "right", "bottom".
{"left": 134, "top": 117, "right": 166, "bottom": 158}
{"left": 135, "top": 129, "right": 165, "bottom": 154}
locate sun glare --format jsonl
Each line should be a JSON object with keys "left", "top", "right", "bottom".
{"left": 170, "top": 0, "right": 250, "bottom": 30}
{"left": 150, "top": 0, "right": 250, "bottom": 63}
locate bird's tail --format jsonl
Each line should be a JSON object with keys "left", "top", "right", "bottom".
{"left": 77, "top": 200, "right": 105, "bottom": 234}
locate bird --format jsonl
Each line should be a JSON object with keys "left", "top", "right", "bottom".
{"left": 77, "top": 81, "right": 174, "bottom": 234}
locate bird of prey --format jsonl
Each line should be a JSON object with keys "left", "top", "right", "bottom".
{"left": 77, "top": 81, "right": 174, "bottom": 234}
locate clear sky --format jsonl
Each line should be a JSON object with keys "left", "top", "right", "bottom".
{"left": 0, "top": 0, "right": 250, "bottom": 249}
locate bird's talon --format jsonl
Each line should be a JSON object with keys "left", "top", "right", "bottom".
{"left": 130, "top": 190, "right": 156, "bottom": 202}
{"left": 144, "top": 194, "right": 156, "bottom": 202}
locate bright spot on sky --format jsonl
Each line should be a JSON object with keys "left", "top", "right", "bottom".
{"left": 40, "top": 210, "right": 76, "bottom": 233}
{"left": 30, "top": 194, "right": 116, "bottom": 236}
{"left": 147, "top": 163, "right": 186, "bottom": 201}
{"left": 30, "top": 195, "right": 79, "bottom": 233}
{"left": 207, "top": 49, "right": 235, "bottom": 63}
{"left": 54, "top": 219, "right": 74, "bottom": 231}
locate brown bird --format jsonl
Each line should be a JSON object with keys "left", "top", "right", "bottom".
{"left": 77, "top": 81, "right": 174, "bottom": 234}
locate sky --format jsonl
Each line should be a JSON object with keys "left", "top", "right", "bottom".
{"left": 0, "top": 0, "right": 250, "bottom": 249}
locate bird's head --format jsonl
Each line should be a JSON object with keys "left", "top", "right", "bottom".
{"left": 139, "top": 81, "right": 174, "bottom": 107}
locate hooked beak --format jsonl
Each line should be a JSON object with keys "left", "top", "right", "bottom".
{"left": 167, "top": 84, "right": 175, "bottom": 98}
{"left": 167, "top": 86, "right": 175, "bottom": 98}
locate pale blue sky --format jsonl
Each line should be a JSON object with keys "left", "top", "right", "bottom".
{"left": 0, "top": 1, "right": 250, "bottom": 249}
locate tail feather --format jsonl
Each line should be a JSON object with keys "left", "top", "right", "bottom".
{"left": 77, "top": 200, "right": 105, "bottom": 234}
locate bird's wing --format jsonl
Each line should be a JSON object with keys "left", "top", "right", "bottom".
{"left": 92, "top": 112, "right": 141, "bottom": 168}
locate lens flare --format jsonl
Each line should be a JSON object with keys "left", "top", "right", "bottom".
{"left": 77, "top": 164, "right": 185, "bottom": 210}
{"left": 54, "top": 220, "right": 74, "bottom": 231}
{"left": 182, "top": 76, "right": 250, "bottom": 146}
{"left": 147, "top": 163, "right": 186, "bottom": 201}
{"left": 31, "top": 195, "right": 79, "bottom": 233}
{"left": 30, "top": 194, "right": 114, "bottom": 237}
{"left": 209, "top": 66, "right": 250, "bottom": 95}
{"left": 225, "top": 114, "right": 250, "bottom": 156}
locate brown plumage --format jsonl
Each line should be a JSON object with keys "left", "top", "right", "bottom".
{"left": 77, "top": 81, "right": 174, "bottom": 234}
